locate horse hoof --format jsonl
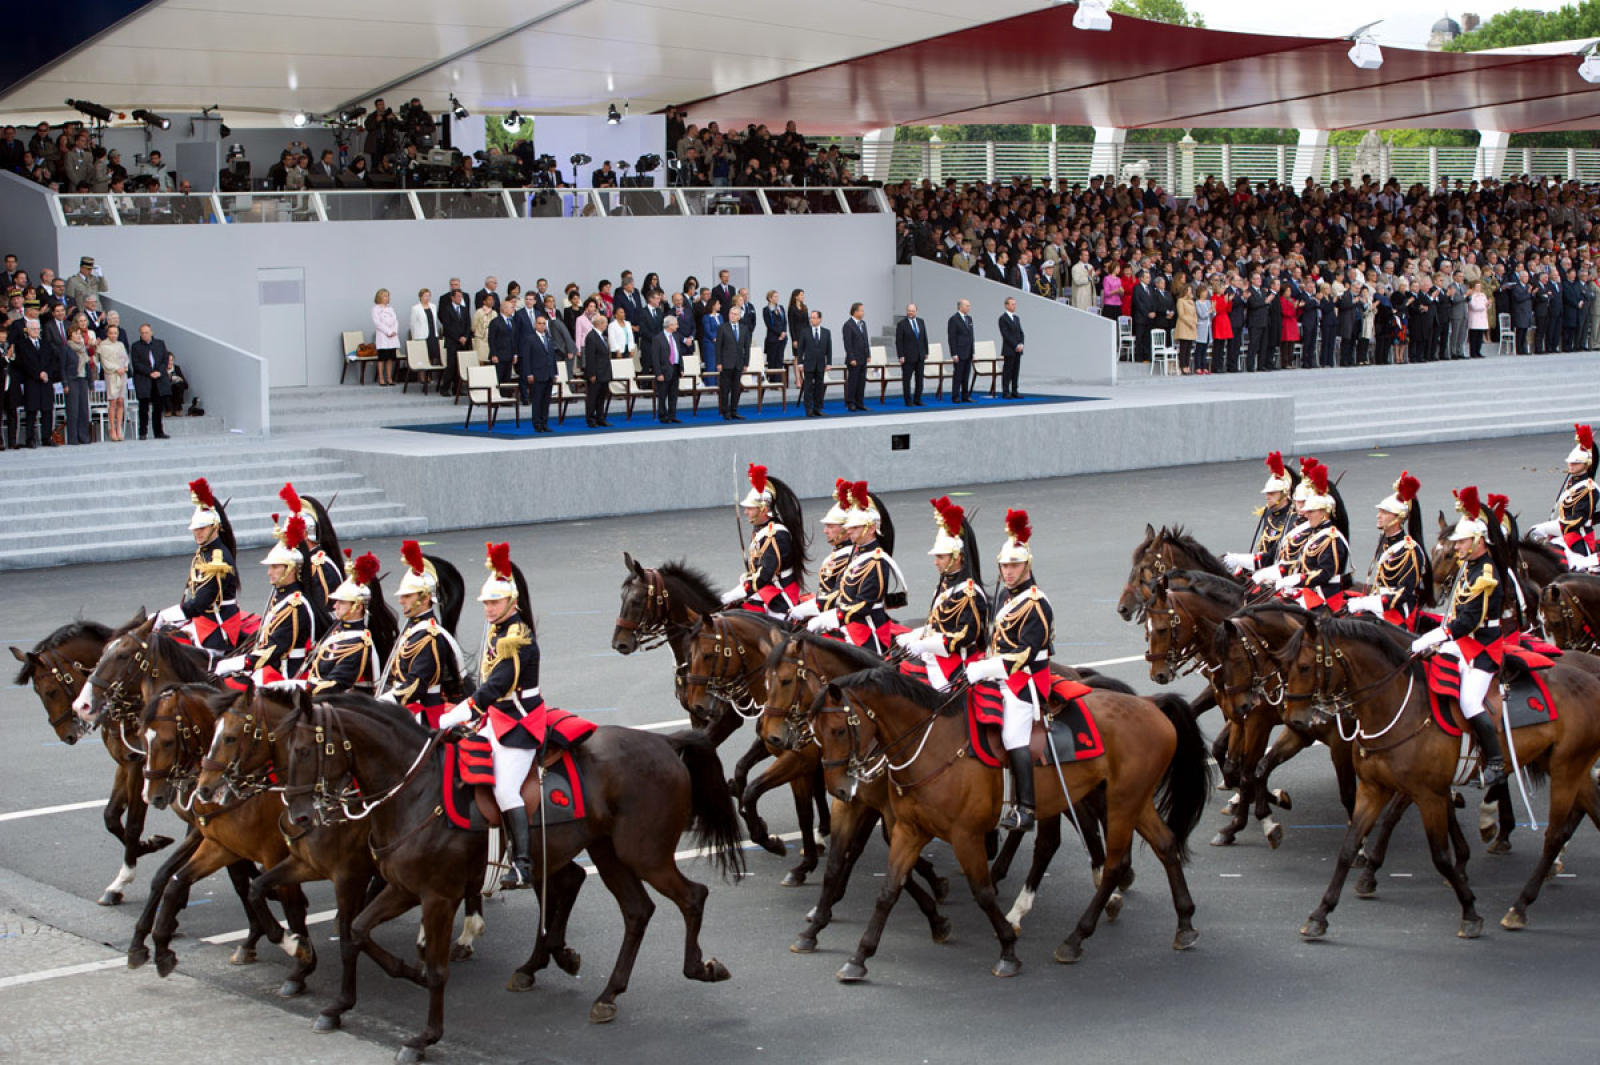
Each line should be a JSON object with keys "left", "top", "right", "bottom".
{"left": 314, "top": 1014, "right": 342, "bottom": 1033}
{"left": 1091, "top": 866, "right": 1103, "bottom": 888}
{"left": 1354, "top": 873, "right": 1377, "bottom": 898}
{"left": 780, "top": 871, "right": 806, "bottom": 888}
{"left": 1209, "top": 831, "right": 1235, "bottom": 847}
{"left": 1486, "top": 838, "right": 1512, "bottom": 856}
{"left": 704, "top": 959, "right": 731, "bottom": 982}
{"left": 932, "top": 877, "right": 951, "bottom": 903}
{"left": 155, "top": 951, "right": 178, "bottom": 978}
{"left": 1300, "top": 918, "right": 1328, "bottom": 940}
{"left": 142, "top": 834, "right": 176, "bottom": 854}
{"left": 1501, "top": 909, "right": 1527, "bottom": 931}
{"left": 555, "top": 948, "right": 581, "bottom": 976}
{"left": 991, "top": 956, "right": 1022, "bottom": 978}
{"left": 836, "top": 961, "right": 868, "bottom": 983}
{"left": 1220, "top": 797, "right": 1240, "bottom": 816}
{"left": 229, "top": 946, "right": 257, "bottom": 966}
{"left": 1052, "top": 941, "right": 1083, "bottom": 965}
{"left": 450, "top": 943, "right": 474, "bottom": 962}
{"left": 506, "top": 971, "right": 536, "bottom": 992}
{"left": 127, "top": 946, "right": 150, "bottom": 970}
{"left": 278, "top": 980, "right": 305, "bottom": 1000}
{"left": 98, "top": 890, "right": 123, "bottom": 907}
{"left": 790, "top": 935, "right": 818, "bottom": 954}
{"left": 1271, "top": 788, "right": 1292, "bottom": 811}
{"left": 1105, "top": 891, "right": 1124, "bottom": 923}
{"left": 1263, "top": 819, "right": 1284, "bottom": 850}
{"left": 589, "top": 1001, "right": 619, "bottom": 1024}
{"left": 1353, "top": 851, "right": 1371, "bottom": 869}
{"left": 1478, "top": 807, "right": 1497, "bottom": 843}
{"left": 1458, "top": 918, "right": 1483, "bottom": 939}
{"left": 931, "top": 916, "right": 953, "bottom": 944}
{"left": 396, "top": 1046, "right": 425, "bottom": 1064}
{"left": 1173, "top": 928, "right": 1199, "bottom": 951}
{"left": 1215, "top": 778, "right": 1231, "bottom": 792}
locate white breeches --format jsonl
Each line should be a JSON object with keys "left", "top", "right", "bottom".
{"left": 1458, "top": 665, "right": 1494, "bottom": 720}
{"left": 484, "top": 725, "right": 536, "bottom": 811}
{"left": 921, "top": 653, "right": 951, "bottom": 692}
{"left": 1000, "top": 685, "right": 1036, "bottom": 751}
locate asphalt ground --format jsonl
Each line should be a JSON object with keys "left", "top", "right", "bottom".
{"left": 2, "top": 429, "right": 1597, "bottom": 1064}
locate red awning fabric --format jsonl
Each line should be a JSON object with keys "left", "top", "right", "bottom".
{"left": 683, "top": 7, "right": 1600, "bottom": 135}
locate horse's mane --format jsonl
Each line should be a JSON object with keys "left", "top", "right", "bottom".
{"left": 141, "top": 682, "right": 219, "bottom": 727}
{"left": 1159, "top": 525, "right": 1233, "bottom": 579}
{"left": 1167, "top": 570, "right": 1245, "bottom": 606}
{"left": 320, "top": 690, "right": 431, "bottom": 738}
{"left": 151, "top": 631, "right": 215, "bottom": 684}
{"left": 1519, "top": 534, "right": 1564, "bottom": 570}
{"left": 767, "top": 629, "right": 886, "bottom": 674}
{"left": 14, "top": 619, "right": 114, "bottom": 684}
{"left": 657, "top": 559, "right": 722, "bottom": 615}
{"left": 1285, "top": 614, "right": 1413, "bottom": 670}
{"left": 831, "top": 666, "right": 956, "bottom": 716}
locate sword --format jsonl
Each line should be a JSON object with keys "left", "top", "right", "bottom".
{"left": 731, "top": 450, "right": 745, "bottom": 558}
{"left": 1030, "top": 672, "right": 1086, "bottom": 844}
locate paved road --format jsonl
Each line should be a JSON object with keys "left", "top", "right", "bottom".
{"left": 2, "top": 430, "right": 1596, "bottom": 1064}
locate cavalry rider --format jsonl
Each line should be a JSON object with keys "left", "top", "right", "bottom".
{"left": 218, "top": 513, "right": 321, "bottom": 684}
{"left": 1223, "top": 451, "right": 1297, "bottom": 575}
{"left": 965, "top": 510, "right": 1052, "bottom": 833}
{"left": 279, "top": 484, "right": 345, "bottom": 608}
{"left": 789, "top": 479, "right": 854, "bottom": 621}
{"left": 1411, "top": 487, "right": 1509, "bottom": 789}
{"left": 721, "top": 464, "right": 805, "bottom": 617}
{"left": 1529, "top": 423, "right": 1598, "bottom": 572}
{"left": 1249, "top": 457, "right": 1319, "bottom": 590}
{"left": 302, "top": 551, "right": 390, "bottom": 695}
{"left": 894, "top": 497, "right": 989, "bottom": 691}
{"left": 1277, "top": 462, "right": 1350, "bottom": 611}
{"left": 155, "top": 478, "right": 244, "bottom": 660}
{"left": 438, "top": 544, "right": 545, "bottom": 891}
{"left": 1347, "top": 472, "right": 1432, "bottom": 628}
{"left": 378, "top": 540, "right": 466, "bottom": 727}
{"left": 806, "top": 481, "right": 907, "bottom": 652}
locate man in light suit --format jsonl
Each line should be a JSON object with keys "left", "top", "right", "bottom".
{"left": 581, "top": 310, "right": 613, "bottom": 428}
{"left": 512, "top": 294, "right": 556, "bottom": 432}
{"left": 799, "top": 309, "right": 831, "bottom": 417}
{"left": 997, "top": 297, "right": 1025, "bottom": 399}
{"left": 64, "top": 256, "right": 106, "bottom": 311}
{"left": 716, "top": 306, "right": 751, "bottom": 420}
{"left": 651, "top": 316, "right": 687, "bottom": 423}
{"left": 894, "top": 302, "right": 929, "bottom": 407}
{"left": 842, "top": 302, "right": 869, "bottom": 411}
{"left": 947, "top": 299, "right": 975, "bottom": 403}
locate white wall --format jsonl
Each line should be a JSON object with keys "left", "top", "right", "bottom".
{"left": 906, "top": 258, "right": 1117, "bottom": 387}
{"left": 55, "top": 212, "right": 898, "bottom": 388}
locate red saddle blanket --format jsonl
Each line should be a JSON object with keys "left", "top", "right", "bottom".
{"left": 968, "top": 675, "right": 1105, "bottom": 768}
{"left": 442, "top": 736, "right": 588, "bottom": 831}
{"left": 1423, "top": 642, "right": 1560, "bottom": 738}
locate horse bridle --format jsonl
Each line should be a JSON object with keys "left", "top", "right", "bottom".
{"left": 1218, "top": 619, "right": 1287, "bottom": 715}
{"left": 1546, "top": 581, "right": 1600, "bottom": 653}
{"left": 683, "top": 613, "right": 766, "bottom": 718}
{"left": 142, "top": 688, "right": 208, "bottom": 808}
{"left": 1144, "top": 588, "right": 1214, "bottom": 682}
{"left": 282, "top": 704, "right": 442, "bottom": 830}
{"left": 199, "top": 700, "right": 280, "bottom": 802}
{"left": 614, "top": 569, "right": 679, "bottom": 652}
{"left": 1283, "top": 627, "right": 1425, "bottom": 751}
{"left": 88, "top": 633, "right": 161, "bottom": 724}
{"left": 34, "top": 648, "right": 96, "bottom": 738}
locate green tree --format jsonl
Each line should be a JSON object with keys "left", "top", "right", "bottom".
{"left": 1108, "top": 0, "right": 1205, "bottom": 27}
{"left": 1442, "top": 2, "right": 1600, "bottom": 146}
{"left": 484, "top": 115, "right": 537, "bottom": 154}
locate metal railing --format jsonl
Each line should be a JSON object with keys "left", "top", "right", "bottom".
{"left": 54, "top": 186, "right": 892, "bottom": 227}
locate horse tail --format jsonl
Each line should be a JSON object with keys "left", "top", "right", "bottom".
{"left": 665, "top": 729, "right": 746, "bottom": 882}
{"left": 1150, "top": 692, "right": 1213, "bottom": 864}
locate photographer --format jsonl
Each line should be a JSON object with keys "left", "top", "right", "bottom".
{"left": 363, "top": 98, "right": 398, "bottom": 161}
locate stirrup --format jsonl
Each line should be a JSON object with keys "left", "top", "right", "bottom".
{"left": 1481, "top": 759, "right": 1508, "bottom": 791}
{"left": 500, "top": 859, "right": 533, "bottom": 890}
{"left": 998, "top": 805, "right": 1036, "bottom": 833}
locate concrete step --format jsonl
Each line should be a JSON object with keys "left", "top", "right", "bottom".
{"left": 0, "top": 487, "right": 394, "bottom": 533}
{"left": 1296, "top": 413, "right": 1600, "bottom": 452}
{"left": 1296, "top": 394, "right": 1598, "bottom": 429}
{"left": 0, "top": 461, "right": 351, "bottom": 497}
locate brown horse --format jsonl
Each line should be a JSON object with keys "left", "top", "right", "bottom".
{"left": 281, "top": 692, "right": 741, "bottom": 1060}
{"left": 802, "top": 633, "right": 1209, "bottom": 979}
{"left": 1431, "top": 511, "right": 1560, "bottom": 624}
{"left": 1540, "top": 572, "right": 1600, "bottom": 653}
{"left": 1280, "top": 613, "right": 1600, "bottom": 938}
{"left": 11, "top": 619, "right": 175, "bottom": 905}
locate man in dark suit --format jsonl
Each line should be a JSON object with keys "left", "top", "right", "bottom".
{"left": 487, "top": 301, "right": 516, "bottom": 383}
{"left": 1562, "top": 273, "right": 1587, "bottom": 352}
{"left": 894, "top": 302, "right": 929, "bottom": 407}
{"left": 580, "top": 310, "right": 613, "bottom": 427}
{"left": 710, "top": 271, "right": 736, "bottom": 319}
{"left": 128, "top": 323, "right": 172, "bottom": 440}
{"left": 513, "top": 295, "right": 556, "bottom": 432}
{"left": 1509, "top": 270, "right": 1534, "bottom": 354}
{"left": 1130, "top": 270, "right": 1156, "bottom": 362}
{"left": 636, "top": 290, "right": 665, "bottom": 361}
{"left": 1005, "top": 250, "right": 1035, "bottom": 296}
{"left": 716, "top": 306, "right": 751, "bottom": 420}
{"left": 1154, "top": 276, "right": 1177, "bottom": 355}
{"left": 651, "top": 316, "right": 687, "bottom": 423}
{"left": 1532, "top": 273, "right": 1552, "bottom": 354}
{"left": 13, "top": 320, "right": 54, "bottom": 447}
{"left": 474, "top": 276, "right": 500, "bottom": 314}
{"left": 997, "top": 297, "right": 1025, "bottom": 399}
{"left": 42, "top": 301, "right": 71, "bottom": 385}
{"left": 1245, "top": 275, "right": 1270, "bottom": 372}
{"left": 1225, "top": 278, "right": 1247, "bottom": 373}
{"left": 947, "top": 299, "right": 975, "bottom": 403}
{"left": 842, "top": 302, "right": 870, "bottom": 411}
{"left": 799, "top": 309, "right": 831, "bottom": 417}
{"left": 437, "top": 287, "right": 471, "bottom": 396}
{"left": 1336, "top": 286, "right": 1360, "bottom": 367}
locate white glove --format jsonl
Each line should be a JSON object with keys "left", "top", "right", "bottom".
{"left": 1222, "top": 552, "right": 1254, "bottom": 573}
{"left": 720, "top": 584, "right": 746, "bottom": 605}
{"left": 436, "top": 700, "right": 476, "bottom": 729}
{"left": 1251, "top": 564, "right": 1282, "bottom": 586}
{"left": 1410, "top": 627, "right": 1449, "bottom": 655}
{"left": 1568, "top": 549, "right": 1599, "bottom": 572}
{"left": 156, "top": 604, "right": 187, "bottom": 627}
{"left": 1345, "top": 594, "right": 1383, "bottom": 616}
{"left": 788, "top": 599, "right": 819, "bottom": 621}
{"left": 806, "top": 609, "right": 840, "bottom": 633}
{"left": 1530, "top": 520, "right": 1560, "bottom": 540}
{"left": 216, "top": 655, "right": 247, "bottom": 674}
{"left": 1273, "top": 572, "right": 1303, "bottom": 593}
{"left": 965, "top": 657, "right": 1007, "bottom": 682}
{"left": 911, "top": 633, "right": 948, "bottom": 658}
{"left": 893, "top": 628, "right": 922, "bottom": 650}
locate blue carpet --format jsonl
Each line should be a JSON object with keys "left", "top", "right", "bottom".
{"left": 392, "top": 390, "right": 1098, "bottom": 440}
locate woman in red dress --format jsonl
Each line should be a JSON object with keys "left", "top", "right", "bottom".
{"left": 1279, "top": 289, "right": 1302, "bottom": 369}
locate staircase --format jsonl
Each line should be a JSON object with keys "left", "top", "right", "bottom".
{"left": 0, "top": 442, "right": 425, "bottom": 571}
{"left": 268, "top": 384, "right": 466, "bottom": 434}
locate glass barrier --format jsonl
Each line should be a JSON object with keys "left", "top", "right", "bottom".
{"left": 840, "top": 188, "right": 886, "bottom": 214}
{"left": 679, "top": 188, "right": 763, "bottom": 216}
{"left": 59, "top": 195, "right": 116, "bottom": 226}
{"left": 415, "top": 189, "right": 510, "bottom": 220}
{"left": 321, "top": 190, "right": 414, "bottom": 222}
{"left": 767, "top": 189, "right": 848, "bottom": 216}
{"left": 600, "top": 188, "right": 683, "bottom": 218}
{"left": 217, "top": 192, "right": 321, "bottom": 224}
{"left": 118, "top": 193, "right": 218, "bottom": 225}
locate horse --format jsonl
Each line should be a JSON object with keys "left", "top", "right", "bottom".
{"left": 11, "top": 618, "right": 175, "bottom": 905}
{"left": 1117, "top": 522, "right": 1241, "bottom": 624}
{"left": 280, "top": 692, "right": 742, "bottom": 1060}
{"left": 802, "top": 634, "right": 1210, "bottom": 979}
{"left": 1279, "top": 612, "right": 1600, "bottom": 938}
{"left": 681, "top": 609, "right": 830, "bottom": 884}
{"left": 1539, "top": 572, "right": 1600, "bottom": 653}
{"left": 614, "top": 554, "right": 831, "bottom": 856}
{"left": 1431, "top": 511, "right": 1560, "bottom": 624}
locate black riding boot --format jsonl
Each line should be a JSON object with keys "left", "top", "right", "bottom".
{"left": 1468, "top": 714, "right": 1508, "bottom": 791}
{"left": 998, "top": 748, "right": 1036, "bottom": 832}
{"left": 500, "top": 806, "right": 534, "bottom": 890}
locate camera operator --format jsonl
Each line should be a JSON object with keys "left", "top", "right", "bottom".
{"left": 217, "top": 146, "right": 250, "bottom": 193}
{"left": 363, "top": 98, "right": 400, "bottom": 160}
{"left": 591, "top": 160, "right": 618, "bottom": 188}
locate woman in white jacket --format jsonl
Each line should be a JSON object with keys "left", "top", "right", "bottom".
{"left": 371, "top": 288, "right": 399, "bottom": 386}
{"left": 409, "top": 287, "right": 442, "bottom": 373}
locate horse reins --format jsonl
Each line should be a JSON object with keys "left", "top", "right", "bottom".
{"left": 614, "top": 568, "right": 677, "bottom": 652}
{"left": 35, "top": 648, "right": 96, "bottom": 738}
{"left": 683, "top": 613, "right": 767, "bottom": 718}
{"left": 1546, "top": 581, "right": 1600, "bottom": 653}
{"left": 1291, "top": 628, "right": 1429, "bottom": 754}
{"left": 200, "top": 701, "right": 281, "bottom": 802}
{"left": 1144, "top": 589, "right": 1217, "bottom": 682}
{"left": 1218, "top": 619, "right": 1287, "bottom": 714}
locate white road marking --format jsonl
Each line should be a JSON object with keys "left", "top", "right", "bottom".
{"left": 0, "top": 958, "right": 125, "bottom": 988}
{"left": 201, "top": 909, "right": 339, "bottom": 945}
{"left": 0, "top": 799, "right": 105, "bottom": 822}
{"left": 1072, "top": 653, "right": 1145, "bottom": 669}
{"left": 1218, "top": 873, "right": 1242, "bottom": 878}
{"left": 581, "top": 830, "right": 805, "bottom": 876}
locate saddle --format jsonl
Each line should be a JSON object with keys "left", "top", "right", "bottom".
{"left": 968, "top": 675, "right": 1106, "bottom": 768}
{"left": 1423, "top": 639, "right": 1561, "bottom": 738}
{"left": 440, "top": 711, "right": 597, "bottom": 831}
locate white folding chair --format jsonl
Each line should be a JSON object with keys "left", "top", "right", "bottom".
{"left": 340, "top": 330, "right": 375, "bottom": 383}
{"left": 403, "top": 340, "right": 443, "bottom": 394}
{"left": 463, "top": 364, "right": 520, "bottom": 429}
{"left": 866, "top": 345, "right": 898, "bottom": 405}
{"left": 972, "top": 339, "right": 1002, "bottom": 397}
{"left": 1149, "top": 329, "right": 1180, "bottom": 376}
{"left": 1117, "top": 316, "right": 1135, "bottom": 361}
{"left": 89, "top": 380, "right": 110, "bottom": 440}
{"left": 1497, "top": 313, "right": 1515, "bottom": 355}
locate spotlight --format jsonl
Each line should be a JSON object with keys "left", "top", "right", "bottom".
{"left": 131, "top": 109, "right": 171, "bottom": 130}
{"left": 449, "top": 94, "right": 469, "bottom": 121}
{"left": 338, "top": 106, "right": 366, "bottom": 123}
{"left": 502, "top": 110, "right": 525, "bottom": 132}
{"left": 1347, "top": 35, "right": 1383, "bottom": 70}
{"left": 1581, "top": 51, "right": 1600, "bottom": 84}
{"left": 1072, "top": 0, "right": 1112, "bottom": 32}
{"left": 291, "top": 111, "right": 312, "bottom": 128}
{"left": 570, "top": 152, "right": 592, "bottom": 167}
{"left": 635, "top": 153, "right": 661, "bottom": 175}
{"left": 66, "top": 98, "right": 118, "bottom": 123}
{"left": 607, "top": 103, "right": 622, "bottom": 125}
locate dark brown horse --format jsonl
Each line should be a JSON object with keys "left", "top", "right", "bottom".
{"left": 803, "top": 634, "right": 1209, "bottom": 979}
{"left": 1540, "top": 572, "right": 1600, "bottom": 653}
{"left": 281, "top": 692, "right": 741, "bottom": 1060}
{"left": 11, "top": 619, "right": 175, "bottom": 905}
{"left": 1432, "top": 511, "right": 1561, "bottom": 625}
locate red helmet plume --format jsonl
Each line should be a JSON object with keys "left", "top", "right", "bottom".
{"left": 1264, "top": 451, "right": 1286, "bottom": 478}
{"left": 1005, "top": 508, "right": 1032, "bottom": 544}
{"left": 1577, "top": 424, "right": 1594, "bottom": 453}
{"left": 1305, "top": 462, "right": 1331, "bottom": 497}
{"left": 352, "top": 552, "right": 380, "bottom": 586}
{"left": 189, "top": 477, "right": 217, "bottom": 508}
{"left": 486, "top": 541, "right": 512, "bottom": 580}
{"left": 1486, "top": 493, "right": 1510, "bottom": 523}
{"left": 747, "top": 463, "right": 768, "bottom": 496}
{"left": 401, "top": 539, "right": 426, "bottom": 575}
{"left": 850, "top": 481, "right": 871, "bottom": 510}
{"left": 833, "top": 478, "right": 851, "bottom": 508}
{"left": 282, "top": 515, "right": 306, "bottom": 553}
{"left": 1454, "top": 485, "right": 1483, "bottom": 521}
{"left": 278, "top": 482, "right": 303, "bottom": 516}
{"left": 931, "top": 496, "right": 965, "bottom": 535}
{"left": 1394, "top": 471, "right": 1420, "bottom": 506}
